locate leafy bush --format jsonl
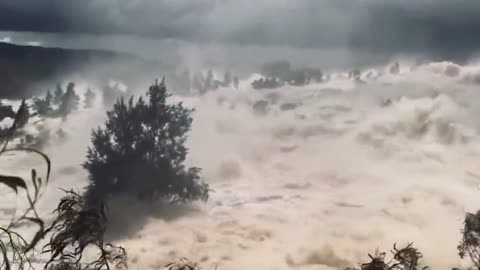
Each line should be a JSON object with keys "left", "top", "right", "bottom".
{"left": 83, "top": 78, "right": 210, "bottom": 205}
{"left": 458, "top": 210, "right": 480, "bottom": 268}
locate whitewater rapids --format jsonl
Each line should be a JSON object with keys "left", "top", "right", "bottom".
{"left": 3, "top": 61, "right": 480, "bottom": 270}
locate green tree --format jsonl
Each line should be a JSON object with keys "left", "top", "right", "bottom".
{"left": 83, "top": 78, "right": 210, "bottom": 205}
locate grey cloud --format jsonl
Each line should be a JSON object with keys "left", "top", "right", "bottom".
{"left": 1, "top": 0, "right": 480, "bottom": 58}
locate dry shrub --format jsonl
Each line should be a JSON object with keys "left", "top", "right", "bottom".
{"left": 165, "top": 258, "right": 203, "bottom": 270}
{"left": 43, "top": 190, "right": 127, "bottom": 270}
{"left": 346, "top": 243, "right": 429, "bottom": 270}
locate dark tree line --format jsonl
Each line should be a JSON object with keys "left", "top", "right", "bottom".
{"left": 32, "top": 82, "right": 90, "bottom": 119}
{"left": 251, "top": 60, "right": 324, "bottom": 90}
{"left": 14, "top": 82, "right": 96, "bottom": 149}
{"left": 170, "top": 68, "right": 239, "bottom": 95}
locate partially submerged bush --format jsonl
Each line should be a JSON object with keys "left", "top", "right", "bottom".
{"left": 252, "top": 100, "right": 269, "bottom": 115}
{"left": 32, "top": 82, "right": 81, "bottom": 120}
{"left": 83, "top": 78, "right": 210, "bottom": 205}
{"left": 33, "top": 90, "right": 53, "bottom": 116}
{"left": 346, "top": 243, "right": 428, "bottom": 270}
{"left": 166, "top": 258, "right": 202, "bottom": 270}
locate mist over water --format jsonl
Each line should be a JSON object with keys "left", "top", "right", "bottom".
{"left": 3, "top": 60, "right": 480, "bottom": 269}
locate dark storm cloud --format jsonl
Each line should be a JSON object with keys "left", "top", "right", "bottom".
{"left": 1, "top": 0, "right": 480, "bottom": 56}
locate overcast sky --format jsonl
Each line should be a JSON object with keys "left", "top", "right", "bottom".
{"left": 0, "top": 0, "right": 479, "bottom": 66}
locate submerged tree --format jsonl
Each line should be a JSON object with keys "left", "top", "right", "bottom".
{"left": 84, "top": 88, "right": 96, "bottom": 109}
{"left": 14, "top": 99, "right": 30, "bottom": 130}
{"left": 193, "top": 72, "right": 206, "bottom": 94}
{"left": 83, "top": 78, "right": 210, "bottom": 206}
{"left": 179, "top": 69, "right": 192, "bottom": 94}
{"left": 54, "top": 83, "right": 64, "bottom": 105}
{"left": 45, "top": 90, "right": 53, "bottom": 106}
{"left": 223, "top": 71, "right": 232, "bottom": 87}
{"left": 205, "top": 69, "right": 214, "bottom": 91}
{"left": 0, "top": 100, "right": 16, "bottom": 122}
{"left": 33, "top": 95, "right": 52, "bottom": 116}
{"left": 58, "top": 82, "right": 80, "bottom": 118}
{"left": 233, "top": 76, "right": 239, "bottom": 89}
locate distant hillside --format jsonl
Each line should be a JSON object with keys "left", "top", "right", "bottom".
{"left": 0, "top": 42, "right": 162, "bottom": 99}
